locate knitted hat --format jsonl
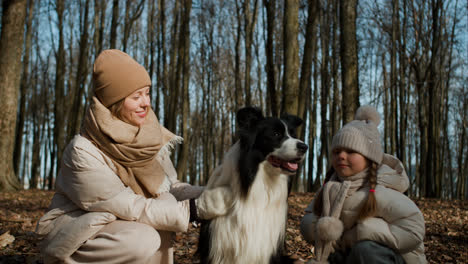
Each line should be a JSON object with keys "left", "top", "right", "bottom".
{"left": 93, "top": 49, "right": 151, "bottom": 107}
{"left": 331, "top": 106, "right": 383, "bottom": 164}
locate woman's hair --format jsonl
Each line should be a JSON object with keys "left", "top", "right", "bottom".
{"left": 108, "top": 98, "right": 125, "bottom": 120}
{"left": 313, "top": 161, "right": 378, "bottom": 220}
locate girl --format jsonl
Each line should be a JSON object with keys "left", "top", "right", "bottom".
{"left": 300, "top": 106, "right": 426, "bottom": 264}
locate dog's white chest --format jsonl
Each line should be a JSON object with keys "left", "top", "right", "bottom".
{"left": 208, "top": 166, "right": 289, "bottom": 264}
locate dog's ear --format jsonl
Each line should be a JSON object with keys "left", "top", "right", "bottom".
{"left": 280, "top": 113, "right": 303, "bottom": 128}
{"left": 237, "top": 107, "right": 264, "bottom": 131}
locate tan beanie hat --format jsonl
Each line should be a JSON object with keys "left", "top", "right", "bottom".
{"left": 93, "top": 49, "right": 151, "bottom": 107}
{"left": 331, "top": 105, "right": 383, "bottom": 164}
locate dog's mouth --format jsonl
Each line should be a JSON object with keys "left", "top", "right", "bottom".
{"left": 267, "top": 156, "right": 302, "bottom": 173}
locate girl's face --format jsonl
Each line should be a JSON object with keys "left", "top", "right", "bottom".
{"left": 331, "top": 148, "right": 369, "bottom": 177}
{"left": 121, "top": 86, "right": 151, "bottom": 126}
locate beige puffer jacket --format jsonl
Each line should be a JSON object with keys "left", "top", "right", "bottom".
{"left": 36, "top": 135, "right": 203, "bottom": 261}
{"left": 302, "top": 154, "right": 427, "bottom": 264}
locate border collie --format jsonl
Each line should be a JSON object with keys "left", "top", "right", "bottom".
{"left": 198, "top": 107, "right": 308, "bottom": 264}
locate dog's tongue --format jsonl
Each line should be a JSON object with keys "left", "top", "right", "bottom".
{"left": 268, "top": 156, "right": 298, "bottom": 171}
{"left": 284, "top": 162, "right": 298, "bottom": 171}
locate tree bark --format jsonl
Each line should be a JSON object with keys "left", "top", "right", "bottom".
{"left": 176, "top": 0, "right": 192, "bottom": 181}
{"left": 53, "top": 0, "right": 67, "bottom": 184}
{"left": 14, "top": 0, "right": 35, "bottom": 176}
{"left": 282, "top": 0, "right": 300, "bottom": 191}
{"left": 110, "top": 0, "right": 119, "bottom": 49}
{"left": 243, "top": 0, "right": 259, "bottom": 106}
{"left": 316, "top": 2, "right": 331, "bottom": 191}
{"left": 298, "top": 0, "right": 318, "bottom": 140}
{"left": 282, "top": 0, "right": 300, "bottom": 117}
{"left": 122, "top": 0, "right": 145, "bottom": 52}
{"left": 339, "top": 0, "right": 359, "bottom": 123}
{"left": 0, "top": 0, "right": 28, "bottom": 191}
{"left": 67, "top": 0, "right": 90, "bottom": 142}
{"left": 263, "top": 0, "right": 278, "bottom": 116}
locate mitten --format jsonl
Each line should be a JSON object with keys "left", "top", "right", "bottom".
{"left": 170, "top": 183, "right": 205, "bottom": 201}
{"left": 139, "top": 192, "right": 190, "bottom": 232}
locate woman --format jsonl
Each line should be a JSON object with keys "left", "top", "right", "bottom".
{"left": 36, "top": 49, "right": 207, "bottom": 263}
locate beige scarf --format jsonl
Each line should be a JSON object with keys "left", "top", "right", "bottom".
{"left": 81, "top": 96, "right": 182, "bottom": 198}
{"left": 313, "top": 169, "right": 368, "bottom": 263}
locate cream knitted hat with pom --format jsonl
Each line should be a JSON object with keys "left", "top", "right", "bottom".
{"left": 331, "top": 106, "right": 383, "bottom": 164}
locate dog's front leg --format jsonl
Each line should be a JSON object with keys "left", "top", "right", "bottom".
{"left": 195, "top": 186, "right": 234, "bottom": 220}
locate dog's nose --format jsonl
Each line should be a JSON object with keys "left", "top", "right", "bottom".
{"left": 297, "top": 142, "right": 308, "bottom": 154}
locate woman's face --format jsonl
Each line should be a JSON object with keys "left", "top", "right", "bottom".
{"left": 120, "top": 86, "right": 151, "bottom": 126}
{"left": 331, "top": 148, "right": 369, "bottom": 177}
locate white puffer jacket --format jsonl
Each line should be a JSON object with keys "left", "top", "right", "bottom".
{"left": 36, "top": 135, "right": 203, "bottom": 261}
{"left": 301, "top": 154, "right": 427, "bottom": 264}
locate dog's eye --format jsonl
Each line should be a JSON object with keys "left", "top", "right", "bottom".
{"left": 273, "top": 131, "right": 282, "bottom": 138}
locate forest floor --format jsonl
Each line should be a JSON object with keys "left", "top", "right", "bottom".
{"left": 0, "top": 190, "right": 466, "bottom": 264}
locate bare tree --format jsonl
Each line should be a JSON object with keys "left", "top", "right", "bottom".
{"left": 243, "top": 0, "right": 259, "bottom": 106}
{"left": 339, "top": 0, "right": 359, "bottom": 123}
{"left": 0, "top": 0, "right": 28, "bottom": 191}
{"left": 263, "top": 0, "right": 278, "bottom": 116}
{"left": 282, "top": 0, "right": 300, "bottom": 116}
{"left": 298, "top": 0, "right": 319, "bottom": 140}
{"left": 122, "top": 0, "right": 145, "bottom": 52}
{"left": 14, "top": 0, "right": 36, "bottom": 176}
{"left": 110, "top": 0, "right": 119, "bottom": 49}
{"left": 176, "top": 0, "right": 192, "bottom": 180}
{"left": 67, "top": 0, "right": 91, "bottom": 141}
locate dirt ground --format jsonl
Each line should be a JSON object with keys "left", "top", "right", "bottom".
{"left": 0, "top": 190, "right": 467, "bottom": 263}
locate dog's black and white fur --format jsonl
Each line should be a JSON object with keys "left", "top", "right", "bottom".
{"left": 198, "top": 107, "right": 308, "bottom": 264}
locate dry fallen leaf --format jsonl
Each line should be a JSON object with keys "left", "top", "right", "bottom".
{"left": 0, "top": 231, "right": 15, "bottom": 248}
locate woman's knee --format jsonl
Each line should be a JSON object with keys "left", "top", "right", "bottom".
{"left": 116, "top": 222, "right": 161, "bottom": 259}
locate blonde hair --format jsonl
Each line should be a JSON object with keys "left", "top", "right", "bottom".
{"left": 313, "top": 162, "right": 378, "bottom": 220}
{"left": 108, "top": 98, "right": 125, "bottom": 121}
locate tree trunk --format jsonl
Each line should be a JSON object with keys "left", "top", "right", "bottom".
{"left": 282, "top": 0, "right": 300, "bottom": 117}
{"left": 165, "top": 0, "right": 180, "bottom": 132}
{"left": 110, "top": 0, "right": 119, "bottom": 49}
{"left": 53, "top": 0, "right": 67, "bottom": 182}
{"left": 243, "top": 0, "right": 259, "bottom": 106}
{"left": 122, "top": 0, "right": 145, "bottom": 52}
{"left": 282, "top": 0, "right": 300, "bottom": 191}
{"left": 93, "top": 0, "right": 107, "bottom": 56}
{"left": 330, "top": 0, "right": 340, "bottom": 137}
{"left": 14, "top": 0, "right": 35, "bottom": 176}
{"left": 155, "top": 0, "right": 166, "bottom": 117}
{"left": 263, "top": 0, "right": 278, "bottom": 116}
{"left": 316, "top": 2, "right": 331, "bottom": 191}
{"left": 389, "top": 0, "right": 399, "bottom": 156}
{"left": 339, "top": 0, "right": 359, "bottom": 123}
{"left": 67, "top": 0, "right": 90, "bottom": 142}
{"left": 298, "top": 0, "right": 318, "bottom": 140}
{"left": 234, "top": 1, "right": 243, "bottom": 108}
{"left": 0, "top": 0, "right": 28, "bottom": 191}
{"left": 176, "top": 0, "right": 192, "bottom": 181}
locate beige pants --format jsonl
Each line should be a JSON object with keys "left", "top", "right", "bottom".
{"left": 63, "top": 220, "right": 173, "bottom": 264}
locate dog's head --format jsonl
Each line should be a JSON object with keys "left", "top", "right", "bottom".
{"left": 236, "top": 107, "right": 308, "bottom": 195}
